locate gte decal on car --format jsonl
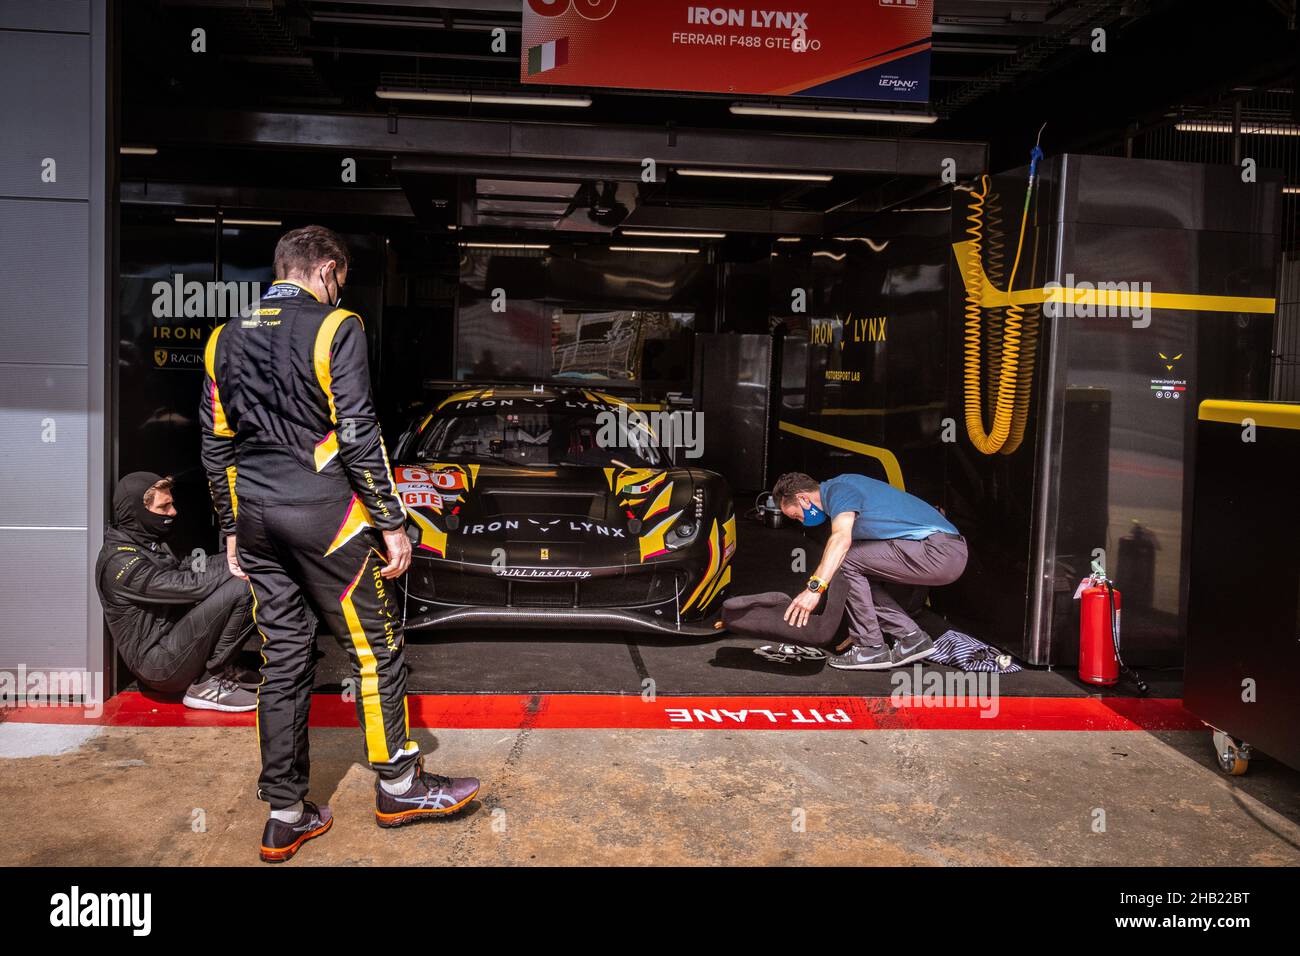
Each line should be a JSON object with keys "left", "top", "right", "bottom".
{"left": 395, "top": 464, "right": 479, "bottom": 510}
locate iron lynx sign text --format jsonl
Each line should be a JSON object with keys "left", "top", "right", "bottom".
{"left": 522, "top": 0, "right": 932, "bottom": 103}
{"left": 686, "top": 8, "right": 810, "bottom": 29}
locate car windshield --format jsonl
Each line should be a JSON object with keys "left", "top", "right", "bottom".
{"left": 410, "top": 402, "right": 663, "bottom": 468}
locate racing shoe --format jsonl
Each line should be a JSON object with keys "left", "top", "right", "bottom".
{"left": 890, "top": 631, "right": 937, "bottom": 666}
{"left": 259, "top": 801, "right": 333, "bottom": 863}
{"left": 374, "top": 760, "right": 480, "bottom": 828}
{"left": 827, "top": 642, "right": 895, "bottom": 671}
{"left": 182, "top": 674, "right": 257, "bottom": 712}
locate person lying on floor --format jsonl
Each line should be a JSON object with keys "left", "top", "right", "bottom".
{"left": 95, "top": 472, "right": 259, "bottom": 711}
{"left": 772, "top": 471, "right": 968, "bottom": 671}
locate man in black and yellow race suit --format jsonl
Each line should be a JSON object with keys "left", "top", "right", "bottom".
{"left": 201, "top": 225, "right": 480, "bottom": 863}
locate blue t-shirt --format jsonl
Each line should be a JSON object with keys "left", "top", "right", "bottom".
{"left": 819, "top": 474, "right": 958, "bottom": 541}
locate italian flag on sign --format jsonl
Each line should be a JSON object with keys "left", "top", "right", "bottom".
{"left": 527, "top": 37, "right": 569, "bottom": 75}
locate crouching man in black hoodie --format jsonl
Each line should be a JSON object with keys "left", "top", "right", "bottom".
{"left": 95, "top": 471, "right": 259, "bottom": 712}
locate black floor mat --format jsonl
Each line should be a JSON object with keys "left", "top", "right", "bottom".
{"left": 304, "top": 515, "right": 1182, "bottom": 699}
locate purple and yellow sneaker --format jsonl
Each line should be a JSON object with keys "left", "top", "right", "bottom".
{"left": 259, "top": 801, "right": 332, "bottom": 863}
{"left": 375, "top": 761, "right": 480, "bottom": 828}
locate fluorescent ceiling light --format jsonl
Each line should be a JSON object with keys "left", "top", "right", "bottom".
{"left": 832, "top": 236, "right": 890, "bottom": 251}
{"left": 1283, "top": 185, "right": 1299, "bottom": 194}
{"left": 677, "top": 168, "right": 832, "bottom": 182}
{"left": 730, "top": 103, "right": 938, "bottom": 124}
{"left": 620, "top": 229, "right": 725, "bottom": 239}
{"left": 175, "top": 217, "right": 281, "bottom": 226}
{"left": 609, "top": 245, "right": 700, "bottom": 254}
{"left": 459, "top": 242, "right": 550, "bottom": 250}
{"left": 377, "top": 88, "right": 591, "bottom": 108}
{"left": 776, "top": 236, "right": 803, "bottom": 242}
{"left": 813, "top": 251, "right": 845, "bottom": 260}
{"left": 1175, "top": 120, "right": 1300, "bottom": 136}
{"left": 120, "top": 145, "right": 158, "bottom": 155}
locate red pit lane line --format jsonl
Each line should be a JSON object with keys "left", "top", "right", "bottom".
{"left": 1, "top": 692, "right": 1202, "bottom": 732}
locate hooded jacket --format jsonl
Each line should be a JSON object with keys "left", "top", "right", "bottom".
{"left": 95, "top": 471, "right": 232, "bottom": 669}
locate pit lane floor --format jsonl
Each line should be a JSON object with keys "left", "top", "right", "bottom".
{"left": 5, "top": 519, "right": 1296, "bottom": 866}
{"left": 1, "top": 719, "right": 1298, "bottom": 866}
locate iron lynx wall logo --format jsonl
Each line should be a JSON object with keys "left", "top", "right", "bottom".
{"left": 1151, "top": 351, "right": 1187, "bottom": 400}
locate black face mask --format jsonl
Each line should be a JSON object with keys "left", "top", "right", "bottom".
{"left": 319, "top": 266, "right": 343, "bottom": 307}
{"left": 112, "top": 471, "right": 176, "bottom": 543}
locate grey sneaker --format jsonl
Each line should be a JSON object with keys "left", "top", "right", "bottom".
{"left": 375, "top": 760, "right": 480, "bottom": 828}
{"left": 891, "top": 632, "right": 937, "bottom": 666}
{"left": 182, "top": 675, "right": 258, "bottom": 712}
{"left": 827, "top": 642, "right": 895, "bottom": 670}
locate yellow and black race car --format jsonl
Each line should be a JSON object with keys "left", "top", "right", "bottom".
{"left": 393, "top": 385, "right": 735, "bottom": 635}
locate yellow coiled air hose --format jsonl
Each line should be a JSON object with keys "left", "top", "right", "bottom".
{"left": 961, "top": 170, "right": 1040, "bottom": 456}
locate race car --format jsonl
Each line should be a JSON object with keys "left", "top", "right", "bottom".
{"left": 392, "top": 385, "right": 735, "bottom": 635}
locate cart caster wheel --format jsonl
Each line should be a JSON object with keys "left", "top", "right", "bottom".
{"left": 1211, "top": 729, "right": 1252, "bottom": 776}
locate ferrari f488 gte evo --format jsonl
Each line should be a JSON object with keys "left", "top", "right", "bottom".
{"left": 392, "top": 386, "right": 735, "bottom": 635}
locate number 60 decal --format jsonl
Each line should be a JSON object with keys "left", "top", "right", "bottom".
{"left": 527, "top": 0, "right": 618, "bottom": 20}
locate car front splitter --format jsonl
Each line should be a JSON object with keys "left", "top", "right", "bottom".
{"left": 405, "top": 605, "right": 725, "bottom": 637}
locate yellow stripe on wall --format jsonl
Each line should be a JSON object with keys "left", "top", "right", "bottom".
{"left": 777, "top": 420, "right": 906, "bottom": 491}
{"left": 952, "top": 240, "right": 1276, "bottom": 314}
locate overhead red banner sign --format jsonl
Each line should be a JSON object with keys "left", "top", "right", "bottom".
{"left": 521, "top": 0, "right": 933, "bottom": 103}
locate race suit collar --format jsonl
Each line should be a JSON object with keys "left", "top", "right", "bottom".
{"left": 268, "top": 279, "right": 321, "bottom": 302}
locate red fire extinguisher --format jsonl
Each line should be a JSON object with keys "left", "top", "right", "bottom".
{"left": 1076, "top": 563, "right": 1148, "bottom": 693}
{"left": 1078, "top": 574, "right": 1121, "bottom": 685}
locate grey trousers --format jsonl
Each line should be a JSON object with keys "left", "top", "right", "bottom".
{"left": 841, "top": 533, "right": 968, "bottom": 647}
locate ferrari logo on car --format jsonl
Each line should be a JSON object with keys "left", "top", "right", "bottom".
{"left": 154, "top": 349, "right": 168, "bottom": 367}
{"left": 540, "top": 548, "right": 549, "bottom": 560}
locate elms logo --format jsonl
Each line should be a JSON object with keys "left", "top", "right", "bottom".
{"left": 878, "top": 74, "right": 920, "bottom": 92}
{"left": 49, "top": 886, "right": 151, "bottom": 936}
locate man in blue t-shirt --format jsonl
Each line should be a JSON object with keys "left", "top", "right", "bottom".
{"left": 774, "top": 471, "right": 967, "bottom": 670}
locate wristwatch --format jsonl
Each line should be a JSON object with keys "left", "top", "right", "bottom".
{"left": 807, "top": 576, "right": 827, "bottom": 594}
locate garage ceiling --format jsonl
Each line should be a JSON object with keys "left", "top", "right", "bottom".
{"left": 122, "top": 0, "right": 1298, "bottom": 237}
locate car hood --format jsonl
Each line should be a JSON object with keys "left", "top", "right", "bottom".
{"left": 394, "top": 461, "right": 707, "bottom": 570}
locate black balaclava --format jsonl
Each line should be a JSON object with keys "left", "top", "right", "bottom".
{"left": 113, "top": 471, "right": 176, "bottom": 543}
